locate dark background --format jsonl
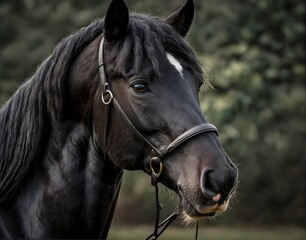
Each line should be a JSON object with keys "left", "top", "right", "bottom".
{"left": 0, "top": 0, "right": 305, "bottom": 228}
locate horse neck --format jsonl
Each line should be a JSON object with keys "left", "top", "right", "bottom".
{"left": 0, "top": 80, "right": 123, "bottom": 235}
{"left": 0, "top": 116, "right": 123, "bottom": 238}
{"left": 43, "top": 121, "right": 123, "bottom": 237}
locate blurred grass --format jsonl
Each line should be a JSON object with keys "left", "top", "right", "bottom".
{"left": 109, "top": 226, "right": 305, "bottom": 240}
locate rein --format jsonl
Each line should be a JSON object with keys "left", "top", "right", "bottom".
{"left": 98, "top": 36, "right": 218, "bottom": 239}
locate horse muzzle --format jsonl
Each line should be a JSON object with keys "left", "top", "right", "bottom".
{"left": 178, "top": 163, "right": 238, "bottom": 219}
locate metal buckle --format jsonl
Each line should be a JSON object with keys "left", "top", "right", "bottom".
{"left": 150, "top": 157, "right": 163, "bottom": 178}
{"left": 101, "top": 83, "right": 113, "bottom": 105}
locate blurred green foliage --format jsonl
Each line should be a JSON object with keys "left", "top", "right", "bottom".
{"left": 0, "top": 0, "right": 305, "bottom": 227}
{"left": 198, "top": 0, "right": 305, "bottom": 226}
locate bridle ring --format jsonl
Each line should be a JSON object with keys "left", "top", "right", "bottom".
{"left": 101, "top": 90, "right": 114, "bottom": 105}
{"left": 150, "top": 157, "right": 163, "bottom": 178}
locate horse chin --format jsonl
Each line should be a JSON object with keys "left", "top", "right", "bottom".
{"left": 180, "top": 200, "right": 217, "bottom": 220}
{"left": 178, "top": 210, "right": 216, "bottom": 227}
{"left": 178, "top": 188, "right": 228, "bottom": 222}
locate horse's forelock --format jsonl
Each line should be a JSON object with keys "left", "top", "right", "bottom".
{"left": 109, "top": 14, "right": 207, "bottom": 85}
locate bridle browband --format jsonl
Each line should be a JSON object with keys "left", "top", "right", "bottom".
{"left": 98, "top": 36, "right": 219, "bottom": 239}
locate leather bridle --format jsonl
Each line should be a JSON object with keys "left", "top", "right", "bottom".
{"left": 98, "top": 36, "right": 219, "bottom": 239}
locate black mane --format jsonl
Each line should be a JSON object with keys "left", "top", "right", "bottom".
{"left": 0, "top": 14, "right": 207, "bottom": 204}
{"left": 0, "top": 20, "right": 104, "bottom": 204}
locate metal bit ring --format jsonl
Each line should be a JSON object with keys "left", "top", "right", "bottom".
{"left": 150, "top": 157, "right": 163, "bottom": 178}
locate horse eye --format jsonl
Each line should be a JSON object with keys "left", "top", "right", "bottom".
{"left": 131, "top": 82, "right": 150, "bottom": 94}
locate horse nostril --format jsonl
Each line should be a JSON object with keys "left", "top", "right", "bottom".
{"left": 201, "top": 168, "right": 237, "bottom": 200}
{"left": 201, "top": 169, "right": 220, "bottom": 198}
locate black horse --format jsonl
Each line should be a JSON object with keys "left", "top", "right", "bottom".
{"left": 0, "top": 0, "right": 238, "bottom": 238}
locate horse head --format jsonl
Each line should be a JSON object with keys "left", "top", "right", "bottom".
{"left": 70, "top": 0, "right": 238, "bottom": 222}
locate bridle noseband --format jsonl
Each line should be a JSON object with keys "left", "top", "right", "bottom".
{"left": 98, "top": 36, "right": 218, "bottom": 239}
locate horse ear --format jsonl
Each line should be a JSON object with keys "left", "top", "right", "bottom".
{"left": 165, "top": 0, "right": 194, "bottom": 37}
{"left": 104, "top": 0, "right": 129, "bottom": 42}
